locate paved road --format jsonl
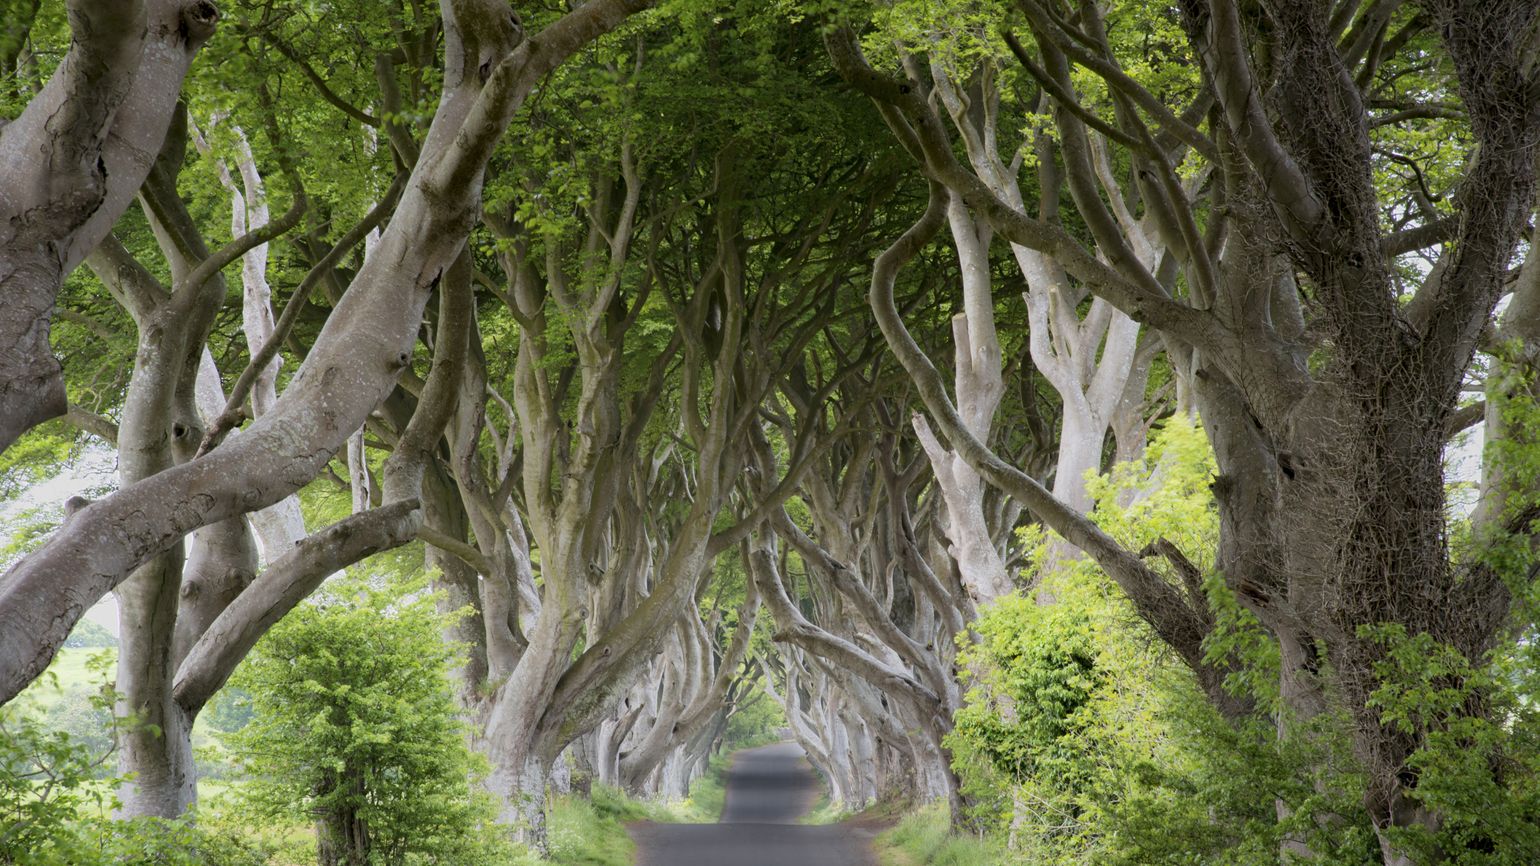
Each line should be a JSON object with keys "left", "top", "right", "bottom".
{"left": 629, "top": 742, "right": 874, "bottom": 866}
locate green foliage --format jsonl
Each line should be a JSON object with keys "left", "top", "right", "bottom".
{"left": 1476, "top": 354, "right": 1540, "bottom": 602}
{"left": 950, "top": 598, "right": 1101, "bottom": 825}
{"left": 874, "top": 803, "right": 1009, "bottom": 866}
{"left": 0, "top": 664, "right": 268, "bottom": 866}
{"left": 0, "top": 704, "right": 116, "bottom": 863}
{"left": 0, "top": 503, "right": 60, "bottom": 572}
{"left": 62, "top": 620, "right": 117, "bottom": 650}
{"left": 9, "top": 648, "right": 119, "bottom": 770}
{"left": 0, "top": 428, "right": 72, "bottom": 502}
{"left": 723, "top": 694, "right": 787, "bottom": 753}
{"left": 1357, "top": 625, "right": 1540, "bottom": 865}
{"left": 37, "top": 817, "right": 272, "bottom": 866}
{"left": 948, "top": 418, "right": 1376, "bottom": 865}
{"left": 223, "top": 573, "right": 515, "bottom": 866}
{"left": 1080, "top": 413, "right": 1218, "bottom": 564}
{"left": 202, "top": 687, "right": 254, "bottom": 737}
{"left": 540, "top": 785, "right": 677, "bottom": 866}
{"left": 1349, "top": 354, "right": 1540, "bottom": 864}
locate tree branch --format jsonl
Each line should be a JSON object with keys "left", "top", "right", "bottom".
{"left": 172, "top": 499, "right": 422, "bottom": 712}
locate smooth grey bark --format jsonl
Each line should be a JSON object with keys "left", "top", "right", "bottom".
{"left": 155, "top": 208, "right": 470, "bottom": 818}
{"left": 478, "top": 195, "right": 751, "bottom": 846}
{"left": 420, "top": 459, "right": 488, "bottom": 706}
{"left": 0, "top": 0, "right": 651, "bottom": 706}
{"left": 190, "top": 118, "right": 307, "bottom": 555}
{"left": 0, "top": 0, "right": 217, "bottom": 452}
{"left": 832, "top": 2, "right": 1540, "bottom": 858}
{"left": 932, "top": 59, "right": 1149, "bottom": 518}
{"left": 171, "top": 500, "right": 424, "bottom": 711}
{"left": 913, "top": 195, "right": 1011, "bottom": 605}
{"left": 453, "top": 138, "right": 861, "bottom": 839}
{"left": 88, "top": 116, "right": 298, "bottom": 816}
{"left": 747, "top": 509, "right": 963, "bottom": 819}
{"left": 618, "top": 588, "right": 760, "bottom": 792}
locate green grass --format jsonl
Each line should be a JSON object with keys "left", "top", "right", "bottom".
{"left": 15, "top": 647, "right": 115, "bottom": 710}
{"left": 679, "top": 754, "right": 731, "bottom": 822}
{"left": 800, "top": 788, "right": 846, "bottom": 825}
{"left": 873, "top": 803, "right": 1010, "bottom": 866}
{"left": 790, "top": 755, "right": 854, "bottom": 825}
{"left": 197, "top": 778, "right": 237, "bottom": 804}
{"left": 540, "top": 784, "right": 680, "bottom": 866}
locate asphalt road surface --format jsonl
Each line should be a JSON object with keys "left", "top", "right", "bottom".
{"left": 629, "top": 742, "right": 875, "bottom": 866}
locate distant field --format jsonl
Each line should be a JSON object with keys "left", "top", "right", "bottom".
{"left": 15, "top": 646, "right": 116, "bottom": 709}
{"left": 197, "top": 778, "right": 237, "bottom": 803}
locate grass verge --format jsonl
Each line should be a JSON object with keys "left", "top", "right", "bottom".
{"left": 870, "top": 803, "right": 1009, "bottom": 866}
{"left": 539, "top": 784, "right": 679, "bottom": 866}
{"left": 678, "top": 754, "right": 731, "bottom": 822}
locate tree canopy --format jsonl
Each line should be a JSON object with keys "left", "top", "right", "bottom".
{"left": 3, "top": 1, "right": 1540, "bottom": 864}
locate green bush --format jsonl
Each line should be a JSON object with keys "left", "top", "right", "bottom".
{"left": 0, "top": 704, "right": 115, "bottom": 864}
{"left": 946, "top": 418, "right": 1376, "bottom": 865}
{"left": 1, "top": 698, "right": 268, "bottom": 866}
{"left": 223, "top": 573, "right": 517, "bottom": 866}
{"left": 51, "top": 818, "right": 272, "bottom": 866}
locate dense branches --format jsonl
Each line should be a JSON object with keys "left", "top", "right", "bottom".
{"left": 2, "top": 3, "right": 1540, "bottom": 863}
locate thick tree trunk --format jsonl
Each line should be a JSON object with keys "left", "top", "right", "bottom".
{"left": 421, "top": 462, "right": 488, "bottom": 704}
{"left": 315, "top": 769, "right": 371, "bottom": 866}
{"left": 0, "top": 0, "right": 651, "bottom": 706}
{"left": 115, "top": 555, "right": 197, "bottom": 818}
{"left": 0, "top": 0, "right": 217, "bottom": 451}
{"left": 481, "top": 598, "right": 583, "bottom": 849}
{"left": 914, "top": 200, "right": 1011, "bottom": 606}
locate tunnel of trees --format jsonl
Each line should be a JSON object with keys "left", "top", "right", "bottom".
{"left": 3, "top": 0, "right": 1540, "bottom": 864}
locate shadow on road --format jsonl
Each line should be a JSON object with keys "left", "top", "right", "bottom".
{"left": 628, "top": 742, "right": 876, "bottom": 866}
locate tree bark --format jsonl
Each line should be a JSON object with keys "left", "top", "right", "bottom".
{"left": 0, "top": 0, "right": 652, "bottom": 706}
{"left": 0, "top": 0, "right": 218, "bottom": 451}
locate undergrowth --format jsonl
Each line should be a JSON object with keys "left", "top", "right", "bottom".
{"left": 534, "top": 785, "right": 680, "bottom": 866}
{"left": 873, "top": 803, "right": 1009, "bottom": 866}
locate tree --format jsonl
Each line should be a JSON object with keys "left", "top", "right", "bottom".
{"left": 0, "top": 0, "right": 651, "bottom": 715}
{"left": 828, "top": 1, "right": 1540, "bottom": 861}
{"left": 224, "top": 575, "right": 503, "bottom": 866}
{"left": 0, "top": 0, "right": 218, "bottom": 452}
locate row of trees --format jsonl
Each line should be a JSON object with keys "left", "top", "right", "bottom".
{"left": 3, "top": 0, "right": 1539, "bottom": 864}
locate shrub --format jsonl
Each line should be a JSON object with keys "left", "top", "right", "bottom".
{"left": 223, "top": 573, "right": 515, "bottom": 866}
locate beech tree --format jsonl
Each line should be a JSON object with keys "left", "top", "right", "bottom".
{"left": 0, "top": 0, "right": 219, "bottom": 453}
{"left": 0, "top": 0, "right": 650, "bottom": 709}
{"left": 828, "top": 0, "right": 1540, "bottom": 861}
{"left": 5, "top": 3, "right": 1540, "bottom": 864}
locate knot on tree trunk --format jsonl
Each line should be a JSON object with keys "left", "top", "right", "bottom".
{"left": 178, "top": 1, "right": 219, "bottom": 46}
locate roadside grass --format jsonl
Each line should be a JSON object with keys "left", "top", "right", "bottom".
{"left": 541, "top": 783, "right": 682, "bottom": 866}
{"left": 800, "top": 789, "right": 844, "bottom": 825}
{"left": 18, "top": 653, "right": 790, "bottom": 864}
{"left": 872, "top": 803, "right": 1009, "bottom": 866}
{"left": 37, "top": 724, "right": 791, "bottom": 865}
{"left": 199, "top": 783, "right": 690, "bottom": 866}
{"left": 191, "top": 781, "right": 672, "bottom": 866}
{"left": 679, "top": 754, "right": 730, "bottom": 822}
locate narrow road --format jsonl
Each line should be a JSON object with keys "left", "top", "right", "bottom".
{"left": 629, "top": 742, "right": 875, "bottom": 866}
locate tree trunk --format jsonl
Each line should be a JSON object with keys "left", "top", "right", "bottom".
{"left": 115, "top": 555, "right": 197, "bottom": 818}
{"left": 0, "top": 0, "right": 218, "bottom": 451}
